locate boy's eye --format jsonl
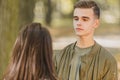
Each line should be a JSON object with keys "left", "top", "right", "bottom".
{"left": 73, "top": 16, "right": 79, "bottom": 21}
{"left": 74, "top": 18, "right": 79, "bottom": 21}
{"left": 82, "top": 16, "right": 89, "bottom": 21}
{"left": 82, "top": 18, "right": 89, "bottom": 21}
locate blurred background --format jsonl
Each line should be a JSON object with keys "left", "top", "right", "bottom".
{"left": 0, "top": 0, "right": 120, "bottom": 79}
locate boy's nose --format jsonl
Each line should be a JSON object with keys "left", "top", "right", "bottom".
{"left": 77, "top": 23, "right": 82, "bottom": 27}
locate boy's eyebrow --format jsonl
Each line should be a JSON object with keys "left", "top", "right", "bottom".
{"left": 73, "top": 16, "right": 78, "bottom": 18}
{"left": 82, "top": 16, "right": 90, "bottom": 19}
{"left": 73, "top": 16, "right": 90, "bottom": 19}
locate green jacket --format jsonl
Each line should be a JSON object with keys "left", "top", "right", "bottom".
{"left": 54, "top": 42, "right": 118, "bottom": 80}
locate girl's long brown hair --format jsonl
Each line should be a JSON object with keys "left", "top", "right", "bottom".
{"left": 3, "top": 23, "right": 57, "bottom": 80}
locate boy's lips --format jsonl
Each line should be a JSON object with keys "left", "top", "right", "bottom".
{"left": 75, "top": 27, "right": 84, "bottom": 31}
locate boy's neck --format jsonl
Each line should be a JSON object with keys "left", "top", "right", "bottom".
{"left": 76, "top": 36, "right": 95, "bottom": 48}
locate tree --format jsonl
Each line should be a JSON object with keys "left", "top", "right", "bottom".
{"left": 0, "top": 0, "right": 36, "bottom": 78}
{"left": 43, "top": 0, "right": 53, "bottom": 26}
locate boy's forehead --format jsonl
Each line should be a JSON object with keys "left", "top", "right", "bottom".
{"left": 73, "top": 8, "right": 94, "bottom": 17}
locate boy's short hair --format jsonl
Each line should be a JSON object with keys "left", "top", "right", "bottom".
{"left": 74, "top": 0, "right": 100, "bottom": 19}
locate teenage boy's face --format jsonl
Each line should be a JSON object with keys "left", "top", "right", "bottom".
{"left": 73, "top": 8, "right": 99, "bottom": 37}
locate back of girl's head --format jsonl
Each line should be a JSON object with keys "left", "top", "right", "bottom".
{"left": 3, "top": 23, "right": 57, "bottom": 80}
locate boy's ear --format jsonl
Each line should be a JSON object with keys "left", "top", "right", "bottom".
{"left": 94, "top": 19, "right": 99, "bottom": 28}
